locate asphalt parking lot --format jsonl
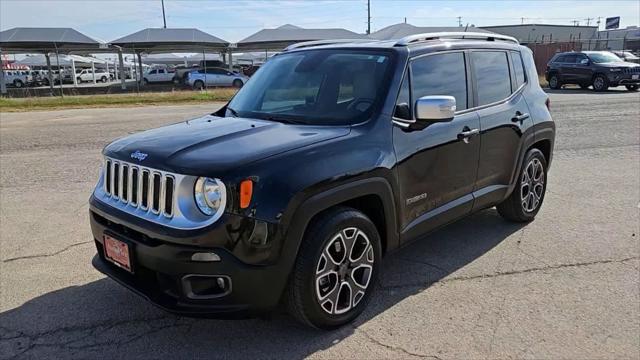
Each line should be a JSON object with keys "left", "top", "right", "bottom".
{"left": 1, "top": 89, "right": 638, "bottom": 359}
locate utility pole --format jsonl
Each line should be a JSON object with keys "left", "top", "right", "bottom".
{"left": 457, "top": 16, "right": 462, "bottom": 27}
{"left": 585, "top": 17, "right": 593, "bottom": 26}
{"left": 571, "top": 20, "right": 580, "bottom": 26}
{"left": 161, "top": 0, "right": 167, "bottom": 28}
{"left": 366, "top": 0, "right": 371, "bottom": 34}
{"left": 521, "top": 17, "right": 525, "bottom": 25}
{"left": 596, "top": 17, "right": 602, "bottom": 30}
{"left": 404, "top": 17, "right": 407, "bottom": 24}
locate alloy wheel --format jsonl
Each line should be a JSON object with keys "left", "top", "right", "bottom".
{"left": 549, "top": 76, "right": 558, "bottom": 88}
{"left": 521, "top": 158, "right": 545, "bottom": 212}
{"left": 593, "top": 76, "right": 605, "bottom": 90}
{"left": 315, "top": 227, "right": 374, "bottom": 315}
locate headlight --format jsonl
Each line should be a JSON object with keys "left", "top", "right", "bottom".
{"left": 609, "top": 68, "right": 622, "bottom": 72}
{"left": 194, "top": 177, "right": 226, "bottom": 216}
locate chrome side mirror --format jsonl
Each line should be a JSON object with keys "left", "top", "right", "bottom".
{"left": 415, "top": 95, "right": 456, "bottom": 122}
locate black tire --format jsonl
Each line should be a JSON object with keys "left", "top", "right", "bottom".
{"left": 13, "top": 80, "right": 23, "bottom": 88}
{"left": 592, "top": 74, "right": 609, "bottom": 92}
{"left": 626, "top": 85, "right": 639, "bottom": 91}
{"left": 193, "top": 80, "right": 204, "bottom": 90}
{"left": 285, "top": 206, "right": 381, "bottom": 329}
{"left": 142, "top": 78, "right": 149, "bottom": 85}
{"left": 497, "top": 148, "right": 548, "bottom": 222}
{"left": 101, "top": 76, "right": 108, "bottom": 83}
{"left": 232, "top": 79, "right": 244, "bottom": 88}
{"left": 76, "top": 77, "right": 82, "bottom": 84}
{"left": 548, "top": 74, "right": 561, "bottom": 89}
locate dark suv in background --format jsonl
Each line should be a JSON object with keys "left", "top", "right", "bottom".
{"left": 545, "top": 51, "right": 640, "bottom": 91}
{"left": 90, "top": 32, "right": 555, "bottom": 329}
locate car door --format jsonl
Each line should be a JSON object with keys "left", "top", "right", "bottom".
{"left": 573, "top": 53, "right": 593, "bottom": 84}
{"left": 471, "top": 50, "right": 533, "bottom": 210}
{"left": 560, "top": 54, "right": 578, "bottom": 82}
{"left": 393, "top": 51, "right": 481, "bottom": 242}
{"left": 147, "top": 69, "right": 158, "bottom": 82}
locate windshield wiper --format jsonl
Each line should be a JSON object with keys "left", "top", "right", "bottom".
{"left": 226, "top": 106, "right": 239, "bottom": 117}
{"left": 262, "top": 115, "right": 306, "bottom": 125}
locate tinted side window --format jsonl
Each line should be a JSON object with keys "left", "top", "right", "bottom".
{"left": 554, "top": 55, "right": 566, "bottom": 63}
{"left": 564, "top": 54, "right": 577, "bottom": 63}
{"left": 411, "top": 52, "right": 467, "bottom": 111}
{"left": 576, "top": 54, "right": 588, "bottom": 64}
{"left": 149, "top": 70, "right": 157, "bottom": 74}
{"left": 510, "top": 51, "right": 526, "bottom": 88}
{"left": 472, "top": 51, "right": 511, "bottom": 106}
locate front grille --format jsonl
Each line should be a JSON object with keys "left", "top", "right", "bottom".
{"left": 623, "top": 67, "right": 640, "bottom": 74}
{"left": 104, "top": 158, "right": 175, "bottom": 217}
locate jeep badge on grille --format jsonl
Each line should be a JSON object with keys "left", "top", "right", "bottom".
{"left": 130, "top": 150, "right": 148, "bottom": 161}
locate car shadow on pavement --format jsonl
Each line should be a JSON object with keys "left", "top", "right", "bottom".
{"left": 0, "top": 209, "right": 525, "bottom": 359}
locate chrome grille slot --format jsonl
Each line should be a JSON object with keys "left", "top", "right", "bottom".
{"left": 164, "top": 177, "right": 174, "bottom": 216}
{"left": 121, "top": 165, "right": 129, "bottom": 202}
{"left": 141, "top": 170, "right": 150, "bottom": 209}
{"left": 113, "top": 163, "right": 120, "bottom": 199}
{"left": 105, "top": 160, "right": 111, "bottom": 194}
{"left": 100, "top": 158, "right": 176, "bottom": 219}
{"left": 131, "top": 168, "right": 139, "bottom": 205}
{"left": 151, "top": 173, "right": 161, "bottom": 213}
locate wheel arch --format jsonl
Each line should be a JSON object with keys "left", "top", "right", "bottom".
{"left": 281, "top": 178, "right": 399, "bottom": 265}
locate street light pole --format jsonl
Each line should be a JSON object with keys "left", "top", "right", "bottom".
{"left": 161, "top": 0, "right": 167, "bottom": 28}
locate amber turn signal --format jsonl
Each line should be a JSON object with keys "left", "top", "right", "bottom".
{"left": 239, "top": 180, "right": 253, "bottom": 209}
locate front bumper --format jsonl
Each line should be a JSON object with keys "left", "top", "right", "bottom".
{"left": 607, "top": 72, "right": 640, "bottom": 86}
{"left": 89, "top": 196, "right": 292, "bottom": 318}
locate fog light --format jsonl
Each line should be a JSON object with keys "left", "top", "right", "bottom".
{"left": 191, "top": 252, "right": 221, "bottom": 262}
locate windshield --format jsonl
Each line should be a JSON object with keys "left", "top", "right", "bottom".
{"left": 587, "top": 52, "right": 623, "bottom": 63}
{"left": 226, "top": 49, "right": 393, "bottom": 125}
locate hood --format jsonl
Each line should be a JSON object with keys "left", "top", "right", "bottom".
{"left": 104, "top": 115, "right": 350, "bottom": 175}
{"left": 597, "top": 61, "right": 640, "bottom": 68}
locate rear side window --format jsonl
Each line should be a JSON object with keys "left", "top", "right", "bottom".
{"left": 554, "top": 55, "right": 566, "bottom": 63}
{"left": 410, "top": 52, "right": 467, "bottom": 111}
{"left": 564, "top": 54, "right": 577, "bottom": 63}
{"left": 510, "top": 51, "right": 526, "bottom": 88}
{"left": 472, "top": 51, "right": 512, "bottom": 106}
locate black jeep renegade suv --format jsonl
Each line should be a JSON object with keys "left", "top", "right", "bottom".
{"left": 90, "top": 32, "right": 555, "bottom": 329}
{"left": 545, "top": 51, "right": 640, "bottom": 92}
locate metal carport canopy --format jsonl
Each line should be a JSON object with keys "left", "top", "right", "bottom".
{"left": 236, "top": 24, "right": 367, "bottom": 50}
{"left": 0, "top": 27, "right": 105, "bottom": 95}
{"left": 110, "top": 28, "right": 229, "bottom": 53}
{"left": 0, "top": 27, "right": 103, "bottom": 53}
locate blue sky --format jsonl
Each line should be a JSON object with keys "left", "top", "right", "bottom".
{"left": 1, "top": 0, "right": 639, "bottom": 43}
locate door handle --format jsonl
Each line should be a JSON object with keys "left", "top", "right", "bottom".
{"left": 457, "top": 127, "right": 480, "bottom": 143}
{"left": 511, "top": 112, "right": 530, "bottom": 123}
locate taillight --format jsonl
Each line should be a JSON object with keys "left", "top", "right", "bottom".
{"left": 545, "top": 97, "right": 550, "bottom": 110}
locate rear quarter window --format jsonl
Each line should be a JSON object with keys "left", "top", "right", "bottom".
{"left": 510, "top": 51, "right": 526, "bottom": 88}
{"left": 471, "top": 51, "right": 512, "bottom": 106}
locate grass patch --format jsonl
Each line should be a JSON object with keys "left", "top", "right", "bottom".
{"left": 0, "top": 89, "right": 237, "bottom": 112}
{"left": 538, "top": 75, "right": 548, "bottom": 88}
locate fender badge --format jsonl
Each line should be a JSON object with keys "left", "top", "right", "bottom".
{"left": 130, "top": 150, "right": 148, "bottom": 161}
